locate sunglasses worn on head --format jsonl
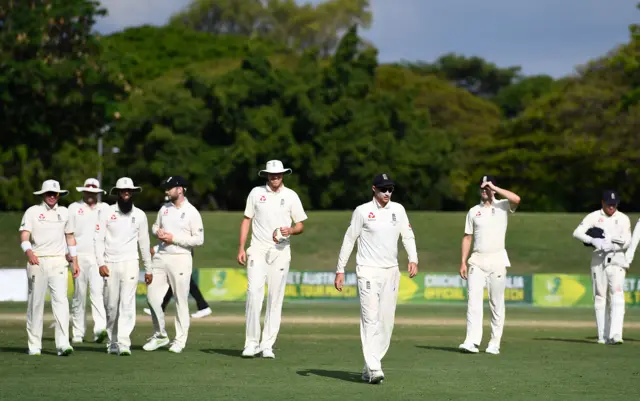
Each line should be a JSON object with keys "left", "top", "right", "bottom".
{"left": 376, "top": 186, "right": 394, "bottom": 194}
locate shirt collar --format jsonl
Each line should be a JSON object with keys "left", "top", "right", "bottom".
{"left": 41, "top": 202, "right": 58, "bottom": 211}
{"left": 600, "top": 209, "right": 617, "bottom": 218}
{"left": 266, "top": 184, "right": 285, "bottom": 193}
{"left": 372, "top": 198, "right": 391, "bottom": 209}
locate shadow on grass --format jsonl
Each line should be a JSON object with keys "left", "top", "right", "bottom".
{"left": 200, "top": 348, "right": 245, "bottom": 358}
{"left": 0, "top": 347, "right": 56, "bottom": 355}
{"left": 297, "top": 369, "right": 363, "bottom": 383}
{"left": 415, "top": 345, "right": 462, "bottom": 353}
{"left": 536, "top": 337, "right": 638, "bottom": 344}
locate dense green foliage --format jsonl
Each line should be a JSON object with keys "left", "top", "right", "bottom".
{"left": 2, "top": 1, "right": 640, "bottom": 212}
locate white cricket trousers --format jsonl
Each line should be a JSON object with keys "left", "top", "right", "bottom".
{"left": 464, "top": 262, "right": 506, "bottom": 347}
{"left": 146, "top": 253, "right": 193, "bottom": 347}
{"left": 26, "top": 256, "right": 71, "bottom": 353}
{"left": 103, "top": 260, "right": 139, "bottom": 350}
{"left": 244, "top": 245, "right": 291, "bottom": 351}
{"left": 71, "top": 253, "right": 106, "bottom": 339}
{"left": 357, "top": 265, "right": 400, "bottom": 372}
{"left": 591, "top": 262, "right": 626, "bottom": 342}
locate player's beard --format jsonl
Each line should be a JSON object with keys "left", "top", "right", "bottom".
{"left": 117, "top": 197, "right": 133, "bottom": 214}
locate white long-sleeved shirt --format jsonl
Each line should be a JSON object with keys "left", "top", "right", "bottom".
{"left": 336, "top": 199, "right": 418, "bottom": 273}
{"left": 67, "top": 201, "right": 110, "bottom": 255}
{"left": 19, "top": 202, "right": 73, "bottom": 257}
{"left": 152, "top": 198, "right": 204, "bottom": 254}
{"left": 94, "top": 203, "right": 152, "bottom": 273}
{"left": 572, "top": 209, "right": 631, "bottom": 268}
{"left": 626, "top": 219, "right": 640, "bottom": 265}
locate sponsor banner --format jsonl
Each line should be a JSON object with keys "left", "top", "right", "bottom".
{"left": 532, "top": 274, "right": 640, "bottom": 307}
{"left": 196, "top": 269, "right": 531, "bottom": 304}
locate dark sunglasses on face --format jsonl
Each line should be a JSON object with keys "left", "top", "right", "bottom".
{"left": 376, "top": 186, "right": 394, "bottom": 194}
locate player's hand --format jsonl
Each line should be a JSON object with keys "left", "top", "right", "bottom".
{"left": 65, "top": 253, "right": 73, "bottom": 263}
{"left": 145, "top": 273, "right": 153, "bottom": 285}
{"left": 237, "top": 249, "right": 247, "bottom": 266}
{"left": 156, "top": 228, "right": 165, "bottom": 238}
{"left": 334, "top": 273, "right": 344, "bottom": 292}
{"left": 26, "top": 249, "right": 39, "bottom": 266}
{"left": 407, "top": 262, "right": 418, "bottom": 278}
{"left": 280, "top": 226, "right": 291, "bottom": 237}
{"left": 71, "top": 261, "right": 80, "bottom": 278}
{"left": 481, "top": 181, "right": 496, "bottom": 191}
{"left": 99, "top": 265, "right": 110, "bottom": 277}
{"left": 158, "top": 231, "right": 174, "bottom": 244}
{"left": 459, "top": 262, "right": 468, "bottom": 280}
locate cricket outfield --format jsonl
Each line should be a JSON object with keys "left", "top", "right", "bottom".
{"left": 0, "top": 302, "right": 638, "bottom": 401}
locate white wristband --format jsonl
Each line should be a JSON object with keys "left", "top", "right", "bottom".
{"left": 21, "top": 241, "right": 32, "bottom": 253}
{"left": 68, "top": 246, "right": 77, "bottom": 257}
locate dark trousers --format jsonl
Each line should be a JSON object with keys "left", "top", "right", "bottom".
{"left": 162, "top": 276, "right": 210, "bottom": 312}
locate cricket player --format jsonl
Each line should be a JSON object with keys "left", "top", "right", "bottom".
{"left": 334, "top": 173, "right": 418, "bottom": 384}
{"left": 573, "top": 190, "right": 631, "bottom": 344}
{"left": 95, "top": 177, "right": 152, "bottom": 355}
{"left": 67, "top": 178, "right": 109, "bottom": 344}
{"left": 458, "top": 175, "right": 520, "bottom": 355}
{"left": 237, "top": 160, "right": 308, "bottom": 359}
{"left": 144, "top": 176, "right": 204, "bottom": 353}
{"left": 19, "top": 179, "right": 80, "bottom": 356}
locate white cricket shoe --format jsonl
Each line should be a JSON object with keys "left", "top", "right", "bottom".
{"left": 192, "top": 307, "right": 212, "bottom": 319}
{"left": 597, "top": 339, "right": 606, "bottom": 344}
{"left": 143, "top": 308, "right": 152, "bottom": 316}
{"left": 168, "top": 343, "right": 183, "bottom": 353}
{"left": 361, "top": 366, "right": 371, "bottom": 382}
{"left": 261, "top": 349, "right": 275, "bottom": 359}
{"left": 242, "top": 345, "right": 260, "bottom": 358}
{"left": 119, "top": 348, "right": 131, "bottom": 356}
{"left": 71, "top": 337, "right": 83, "bottom": 344}
{"left": 608, "top": 338, "right": 624, "bottom": 345}
{"left": 458, "top": 342, "right": 479, "bottom": 353}
{"left": 28, "top": 349, "right": 41, "bottom": 356}
{"left": 142, "top": 335, "right": 170, "bottom": 351}
{"left": 369, "top": 370, "right": 384, "bottom": 384}
{"left": 485, "top": 344, "right": 500, "bottom": 355}
{"left": 57, "top": 347, "right": 73, "bottom": 356}
{"left": 107, "top": 344, "right": 118, "bottom": 354}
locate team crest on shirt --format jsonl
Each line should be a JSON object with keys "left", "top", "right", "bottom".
{"left": 598, "top": 218, "right": 604, "bottom": 223}
{"left": 38, "top": 213, "right": 45, "bottom": 220}
{"left": 491, "top": 208, "right": 495, "bottom": 216}
{"left": 163, "top": 208, "right": 169, "bottom": 215}
{"left": 57, "top": 214, "right": 61, "bottom": 221}
{"left": 132, "top": 217, "right": 136, "bottom": 224}
{"left": 78, "top": 208, "right": 84, "bottom": 215}
{"left": 368, "top": 212, "right": 375, "bottom": 220}
{"left": 110, "top": 214, "right": 117, "bottom": 220}
{"left": 96, "top": 224, "right": 100, "bottom": 231}
{"left": 280, "top": 199, "right": 285, "bottom": 207}
{"left": 391, "top": 213, "right": 397, "bottom": 225}
{"left": 259, "top": 195, "right": 267, "bottom": 202}
{"left": 180, "top": 212, "right": 185, "bottom": 219}
{"left": 475, "top": 211, "right": 481, "bottom": 217}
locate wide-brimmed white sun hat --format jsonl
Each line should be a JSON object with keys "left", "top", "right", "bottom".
{"left": 258, "top": 160, "right": 292, "bottom": 177}
{"left": 76, "top": 178, "right": 106, "bottom": 194}
{"left": 33, "top": 179, "right": 69, "bottom": 196}
{"left": 109, "top": 177, "right": 142, "bottom": 195}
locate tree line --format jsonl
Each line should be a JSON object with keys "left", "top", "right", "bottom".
{"left": 1, "top": 0, "right": 640, "bottom": 212}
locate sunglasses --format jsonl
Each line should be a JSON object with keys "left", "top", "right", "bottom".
{"left": 44, "top": 192, "right": 59, "bottom": 197}
{"left": 376, "top": 186, "right": 394, "bottom": 194}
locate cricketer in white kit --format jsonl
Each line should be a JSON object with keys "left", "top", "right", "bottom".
{"left": 237, "top": 160, "right": 308, "bottom": 359}
{"left": 95, "top": 177, "right": 152, "bottom": 355}
{"left": 19, "top": 179, "right": 80, "bottom": 356}
{"left": 458, "top": 175, "right": 520, "bottom": 355}
{"left": 334, "top": 173, "right": 418, "bottom": 384}
{"left": 144, "top": 175, "right": 204, "bottom": 354}
{"left": 573, "top": 190, "right": 631, "bottom": 344}
{"left": 68, "top": 178, "right": 109, "bottom": 344}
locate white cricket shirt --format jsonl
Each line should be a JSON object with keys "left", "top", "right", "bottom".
{"left": 19, "top": 202, "right": 74, "bottom": 257}
{"left": 573, "top": 209, "right": 631, "bottom": 268}
{"left": 94, "top": 203, "right": 152, "bottom": 273}
{"left": 244, "top": 184, "right": 308, "bottom": 249}
{"left": 68, "top": 201, "right": 110, "bottom": 255}
{"left": 464, "top": 198, "right": 515, "bottom": 266}
{"left": 152, "top": 198, "right": 204, "bottom": 254}
{"left": 336, "top": 199, "right": 418, "bottom": 273}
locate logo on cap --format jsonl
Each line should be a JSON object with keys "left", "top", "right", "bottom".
{"left": 482, "top": 176, "right": 487, "bottom": 182}
{"left": 611, "top": 193, "right": 616, "bottom": 200}
{"left": 382, "top": 174, "right": 388, "bottom": 180}
{"left": 167, "top": 176, "right": 172, "bottom": 182}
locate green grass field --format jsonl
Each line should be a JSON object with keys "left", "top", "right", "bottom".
{"left": 1, "top": 211, "right": 639, "bottom": 274}
{"left": 0, "top": 301, "right": 639, "bottom": 400}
